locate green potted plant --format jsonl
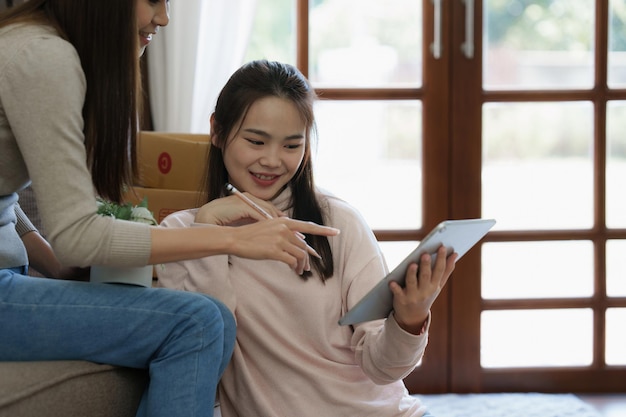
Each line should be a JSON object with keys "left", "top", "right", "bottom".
{"left": 89, "top": 197, "right": 157, "bottom": 287}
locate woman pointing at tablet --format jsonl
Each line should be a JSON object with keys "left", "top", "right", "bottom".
{"left": 0, "top": 3, "right": 338, "bottom": 416}
{"left": 157, "top": 60, "right": 457, "bottom": 417}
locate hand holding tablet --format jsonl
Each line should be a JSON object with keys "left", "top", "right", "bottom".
{"left": 338, "top": 218, "right": 496, "bottom": 326}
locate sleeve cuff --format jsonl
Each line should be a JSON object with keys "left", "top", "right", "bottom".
{"left": 390, "top": 311, "right": 431, "bottom": 336}
{"left": 14, "top": 203, "right": 38, "bottom": 237}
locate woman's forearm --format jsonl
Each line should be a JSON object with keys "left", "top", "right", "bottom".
{"left": 149, "top": 218, "right": 339, "bottom": 267}
{"left": 21, "top": 230, "right": 90, "bottom": 280}
{"left": 21, "top": 230, "right": 62, "bottom": 277}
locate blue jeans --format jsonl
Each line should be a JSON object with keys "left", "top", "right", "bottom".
{"left": 0, "top": 267, "right": 235, "bottom": 417}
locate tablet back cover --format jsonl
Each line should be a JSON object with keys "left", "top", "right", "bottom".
{"left": 339, "top": 218, "right": 496, "bottom": 325}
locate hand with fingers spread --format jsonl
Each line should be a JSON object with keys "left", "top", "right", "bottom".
{"left": 389, "top": 245, "right": 458, "bottom": 334}
{"left": 224, "top": 217, "right": 331, "bottom": 275}
{"left": 194, "top": 194, "right": 318, "bottom": 275}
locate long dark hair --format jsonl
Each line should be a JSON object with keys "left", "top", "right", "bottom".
{"left": 208, "top": 60, "right": 334, "bottom": 280}
{"left": 0, "top": 0, "right": 141, "bottom": 203}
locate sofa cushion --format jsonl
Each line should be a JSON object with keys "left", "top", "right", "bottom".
{"left": 0, "top": 361, "right": 147, "bottom": 417}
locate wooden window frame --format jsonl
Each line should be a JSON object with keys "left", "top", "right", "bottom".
{"left": 294, "top": 0, "right": 626, "bottom": 393}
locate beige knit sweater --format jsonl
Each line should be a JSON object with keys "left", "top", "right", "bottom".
{"left": 0, "top": 22, "right": 150, "bottom": 269}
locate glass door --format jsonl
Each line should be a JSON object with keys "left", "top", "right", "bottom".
{"left": 449, "top": 0, "right": 626, "bottom": 392}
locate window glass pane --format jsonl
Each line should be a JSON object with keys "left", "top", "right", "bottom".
{"left": 482, "top": 241, "right": 593, "bottom": 299}
{"left": 481, "top": 309, "right": 593, "bottom": 368}
{"left": 379, "top": 241, "right": 419, "bottom": 271}
{"left": 244, "top": 0, "right": 296, "bottom": 64}
{"left": 606, "top": 308, "right": 626, "bottom": 365}
{"left": 313, "top": 100, "right": 422, "bottom": 230}
{"left": 606, "top": 101, "right": 626, "bottom": 228}
{"left": 608, "top": 0, "right": 626, "bottom": 88}
{"left": 483, "top": 0, "right": 595, "bottom": 90}
{"left": 309, "top": 0, "right": 422, "bottom": 88}
{"left": 606, "top": 240, "right": 626, "bottom": 297}
{"left": 482, "top": 102, "right": 593, "bottom": 230}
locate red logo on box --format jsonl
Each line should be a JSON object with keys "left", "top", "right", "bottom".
{"left": 158, "top": 152, "right": 172, "bottom": 174}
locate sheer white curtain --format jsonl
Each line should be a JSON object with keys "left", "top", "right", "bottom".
{"left": 147, "top": 0, "right": 257, "bottom": 133}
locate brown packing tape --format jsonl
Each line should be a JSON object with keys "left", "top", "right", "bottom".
{"left": 123, "top": 186, "right": 207, "bottom": 225}
{"left": 137, "top": 131, "right": 211, "bottom": 191}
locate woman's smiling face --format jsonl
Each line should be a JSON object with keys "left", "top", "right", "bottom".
{"left": 219, "top": 96, "right": 307, "bottom": 201}
{"left": 136, "top": 0, "right": 170, "bottom": 56}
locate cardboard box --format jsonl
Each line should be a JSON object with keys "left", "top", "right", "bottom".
{"left": 123, "top": 186, "right": 207, "bottom": 224}
{"left": 137, "top": 131, "right": 211, "bottom": 191}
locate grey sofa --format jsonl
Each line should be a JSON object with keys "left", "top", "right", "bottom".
{"left": 0, "top": 361, "right": 147, "bottom": 417}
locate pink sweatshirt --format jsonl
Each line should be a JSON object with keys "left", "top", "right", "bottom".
{"left": 157, "top": 189, "right": 431, "bottom": 417}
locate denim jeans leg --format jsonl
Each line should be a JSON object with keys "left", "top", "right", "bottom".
{"left": 135, "top": 291, "right": 236, "bottom": 417}
{"left": 213, "top": 298, "right": 236, "bottom": 376}
{"left": 0, "top": 269, "right": 235, "bottom": 417}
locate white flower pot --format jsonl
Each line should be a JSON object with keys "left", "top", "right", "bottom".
{"left": 90, "top": 265, "right": 154, "bottom": 288}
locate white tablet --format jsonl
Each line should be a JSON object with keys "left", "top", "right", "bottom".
{"left": 338, "top": 218, "right": 496, "bottom": 326}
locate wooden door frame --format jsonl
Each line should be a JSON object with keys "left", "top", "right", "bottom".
{"left": 448, "top": 0, "right": 626, "bottom": 393}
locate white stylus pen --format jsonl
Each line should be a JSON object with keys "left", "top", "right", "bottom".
{"left": 225, "top": 183, "right": 322, "bottom": 260}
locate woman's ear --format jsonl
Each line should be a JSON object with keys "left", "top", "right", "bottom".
{"left": 210, "top": 113, "right": 219, "bottom": 146}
